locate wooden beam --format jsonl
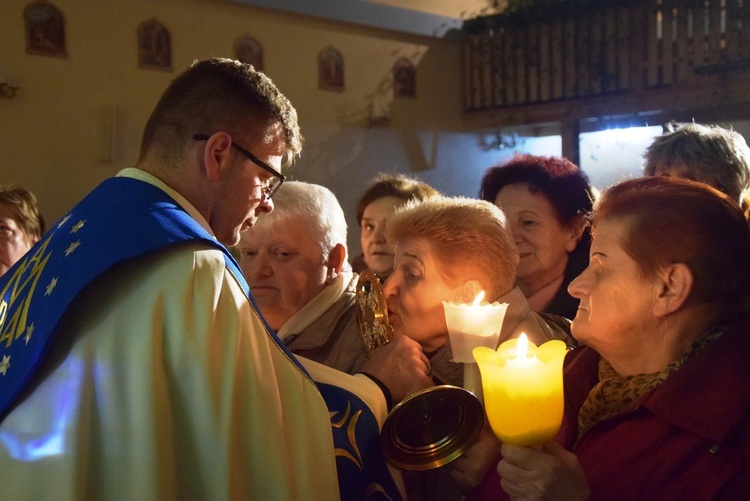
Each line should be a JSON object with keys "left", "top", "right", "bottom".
{"left": 462, "top": 76, "right": 750, "bottom": 132}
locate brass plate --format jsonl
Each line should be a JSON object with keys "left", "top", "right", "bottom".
{"left": 381, "top": 385, "right": 483, "bottom": 471}
{"left": 355, "top": 269, "right": 394, "bottom": 351}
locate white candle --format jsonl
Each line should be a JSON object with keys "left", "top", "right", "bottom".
{"left": 443, "top": 291, "right": 508, "bottom": 364}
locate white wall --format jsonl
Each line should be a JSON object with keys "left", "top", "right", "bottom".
{"left": 0, "top": 0, "right": 559, "bottom": 258}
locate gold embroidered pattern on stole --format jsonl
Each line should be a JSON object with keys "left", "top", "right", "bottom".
{"left": 331, "top": 400, "right": 364, "bottom": 470}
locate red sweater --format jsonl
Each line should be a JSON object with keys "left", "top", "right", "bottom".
{"left": 469, "top": 314, "right": 750, "bottom": 500}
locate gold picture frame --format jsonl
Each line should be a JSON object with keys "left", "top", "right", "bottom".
{"left": 393, "top": 57, "right": 416, "bottom": 98}
{"left": 24, "top": 0, "right": 67, "bottom": 58}
{"left": 137, "top": 18, "right": 172, "bottom": 71}
{"left": 234, "top": 34, "right": 264, "bottom": 71}
{"left": 318, "top": 46, "right": 344, "bottom": 91}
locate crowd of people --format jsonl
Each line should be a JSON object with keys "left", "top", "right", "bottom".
{"left": 2, "top": 57, "right": 750, "bottom": 499}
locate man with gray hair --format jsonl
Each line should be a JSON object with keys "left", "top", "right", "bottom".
{"left": 239, "top": 181, "right": 369, "bottom": 373}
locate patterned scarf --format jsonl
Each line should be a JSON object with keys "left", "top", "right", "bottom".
{"left": 577, "top": 326, "right": 725, "bottom": 437}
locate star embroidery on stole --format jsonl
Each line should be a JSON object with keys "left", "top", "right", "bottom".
{"left": 65, "top": 241, "right": 81, "bottom": 256}
{"left": 57, "top": 214, "right": 71, "bottom": 229}
{"left": 45, "top": 277, "right": 58, "bottom": 296}
{"left": 24, "top": 323, "right": 35, "bottom": 345}
{"left": 70, "top": 220, "right": 86, "bottom": 233}
{"left": 331, "top": 401, "right": 364, "bottom": 469}
{"left": 0, "top": 355, "right": 10, "bottom": 376}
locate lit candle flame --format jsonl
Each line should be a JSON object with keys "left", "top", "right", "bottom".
{"left": 517, "top": 333, "right": 529, "bottom": 359}
{"left": 443, "top": 292, "right": 509, "bottom": 364}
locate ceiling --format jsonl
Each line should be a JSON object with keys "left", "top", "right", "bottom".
{"left": 366, "top": 0, "right": 499, "bottom": 19}
{"left": 228, "top": 0, "right": 503, "bottom": 38}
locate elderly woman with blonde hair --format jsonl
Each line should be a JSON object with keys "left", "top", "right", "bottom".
{"left": 383, "top": 195, "right": 572, "bottom": 387}
{"left": 381, "top": 195, "right": 573, "bottom": 500}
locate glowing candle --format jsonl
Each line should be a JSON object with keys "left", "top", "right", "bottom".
{"left": 443, "top": 291, "right": 508, "bottom": 364}
{"left": 503, "top": 334, "right": 542, "bottom": 368}
{"left": 443, "top": 292, "right": 508, "bottom": 400}
{"left": 473, "top": 334, "right": 567, "bottom": 446}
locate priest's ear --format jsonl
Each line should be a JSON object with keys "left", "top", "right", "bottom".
{"left": 325, "top": 244, "right": 347, "bottom": 284}
{"left": 653, "top": 263, "right": 693, "bottom": 318}
{"left": 199, "top": 132, "right": 233, "bottom": 181}
{"left": 455, "top": 279, "right": 484, "bottom": 303}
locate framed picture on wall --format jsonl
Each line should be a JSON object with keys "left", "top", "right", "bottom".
{"left": 24, "top": 0, "right": 67, "bottom": 57}
{"left": 318, "top": 46, "right": 344, "bottom": 92}
{"left": 137, "top": 18, "right": 172, "bottom": 71}
{"left": 393, "top": 57, "right": 416, "bottom": 98}
{"left": 234, "top": 34, "right": 264, "bottom": 71}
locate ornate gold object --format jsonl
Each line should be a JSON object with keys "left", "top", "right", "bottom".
{"left": 355, "top": 270, "right": 394, "bottom": 351}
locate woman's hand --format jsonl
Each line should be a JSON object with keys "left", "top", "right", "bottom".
{"left": 498, "top": 442, "right": 590, "bottom": 501}
{"left": 449, "top": 424, "right": 502, "bottom": 490}
{"left": 359, "top": 333, "right": 433, "bottom": 403}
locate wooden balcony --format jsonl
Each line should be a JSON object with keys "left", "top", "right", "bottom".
{"left": 461, "top": 0, "right": 750, "bottom": 161}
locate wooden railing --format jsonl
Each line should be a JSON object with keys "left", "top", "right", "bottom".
{"left": 462, "top": 0, "right": 750, "bottom": 113}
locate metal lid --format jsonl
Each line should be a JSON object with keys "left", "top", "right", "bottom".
{"left": 381, "top": 385, "right": 484, "bottom": 471}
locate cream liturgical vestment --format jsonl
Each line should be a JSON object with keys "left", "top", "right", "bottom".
{"left": 0, "top": 169, "right": 395, "bottom": 500}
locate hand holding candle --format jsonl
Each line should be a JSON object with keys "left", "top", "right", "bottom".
{"left": 473, "top": 334, "right": 567, "bottom": 446}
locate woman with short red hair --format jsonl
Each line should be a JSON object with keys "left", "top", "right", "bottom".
{"left": 471, "top": 176, "right": 750, "bottom": 499}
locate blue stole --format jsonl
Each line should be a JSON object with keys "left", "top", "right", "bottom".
{"left": 0, "top": 176, "right": 400, "bottom": 500}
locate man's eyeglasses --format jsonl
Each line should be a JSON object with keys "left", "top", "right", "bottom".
{"left": 193, "top": 133, "right": 285, "bottom": 198}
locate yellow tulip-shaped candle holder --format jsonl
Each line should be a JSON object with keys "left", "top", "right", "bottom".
{"left": 473, "top": 334, "right": 567, "bottom": 446}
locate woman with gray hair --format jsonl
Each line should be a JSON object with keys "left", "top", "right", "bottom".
{"left": 644, "top": 121, "right": 750, "bottom": 216}
{"left": 238, "top": 181, "right": 369, "bottom": 374}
